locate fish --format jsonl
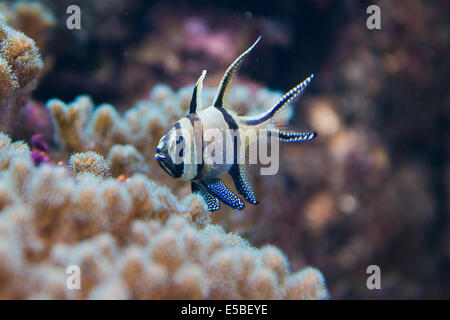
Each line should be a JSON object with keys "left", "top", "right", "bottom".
{"left": 154, "top": 36, "right": 316, "bottom": 212}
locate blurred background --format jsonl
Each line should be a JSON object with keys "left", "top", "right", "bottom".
{"left": 2, "top": 0, "right": 448, "bottom": 299}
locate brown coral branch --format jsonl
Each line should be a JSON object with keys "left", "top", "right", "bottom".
{"left": 0, "top": 14, "right": 43, "bottom": 133}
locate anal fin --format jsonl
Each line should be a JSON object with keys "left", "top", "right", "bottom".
{"left": 229, "top": 164, "right": 258, "bottom": 205}
{"left": 200, "top": 179, "right": 245, "bottom": 210}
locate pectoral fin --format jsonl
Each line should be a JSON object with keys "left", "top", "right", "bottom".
{"left": 229, "top": 164, "right": 258, "bottom": 205}
{"left": 189, "top": 70, "right": 207, "bottom": 114}
{"left": 192, "top": 181, "right": 220, "bottom": 212}
{"left": 200, "top": 179, "right": 245, "bottom": 210}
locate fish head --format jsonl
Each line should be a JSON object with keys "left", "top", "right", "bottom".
{"left": 154, "top": 124, "right": 186, "bottom": 178}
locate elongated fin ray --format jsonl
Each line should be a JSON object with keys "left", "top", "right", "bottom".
{"left": 271, "top": 129, "right": 317, "bottom": 142}
{"left": 192, "top": 181, "right": 220, "bottom": 212}
{"left": 189, "top": 70, "right": 207, "bottom": 114}
{"left": 201, "top": 179, "right": 245, "bottom": 210}
{"left": 229, "top": 164, "right": 258, "bottom": 205}
{"left": 242, "top": 74, "right": 314, "bottom": 126}
{"left": 213, "top": 36, "right": 261, "bottom": 108}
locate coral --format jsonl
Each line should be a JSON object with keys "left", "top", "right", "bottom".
{"left": 67, "top": 151, "right": 111, "bottom": 179}
{"left": 0, "top": 131, "right": 327, "bottom": 299}
{"left": 106, "top": 144, "right": 149, "bottom": 178}
{"left": 1, "top": 0, "right": 55, "bottom": 52}
{"left": 42, "top": 71, "right": 404, "bottom": 300}
{"left": 0, "top": 13, "right": 43, "bottom": 132}
{"left": 0, "top": 131, "right": 29, "bottom": 171}
{"left": 285, "top": 267, "right": 328, "bottom": 300}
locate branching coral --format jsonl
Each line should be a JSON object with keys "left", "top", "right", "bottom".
{"left": 0, "top": 131, "right": 328, "bottom": 299}
{"left": 0, "top": 13, "right": 43, "bottom": 132}
{"left": 107, "top": 144, "right": 149, "bottom": 177}
{"left": 0, "top": 130, "right": 29, "bottom": 171}
{"left": 1, "top": 0, "right": 55, "bottom": 51}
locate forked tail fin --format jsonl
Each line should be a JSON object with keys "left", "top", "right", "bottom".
{"left": 271, "top": 129, "right": 317, "bottom": 142}
{"left": 241, "top": 74, "right": 314, "bottom": 127}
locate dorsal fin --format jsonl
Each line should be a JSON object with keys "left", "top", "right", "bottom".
{"left": 189, "top": 70, "right": 207, "bottom": 114}
{"left": 213, "top": 36, "right": 261, "bottom": 108}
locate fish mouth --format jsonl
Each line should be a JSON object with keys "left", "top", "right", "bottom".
{"left": 154, "top": 153, "right": 174, "bottom": 177}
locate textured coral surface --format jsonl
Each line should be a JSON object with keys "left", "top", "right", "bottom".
{"left": 0, "top": 12, "right": 42, "bottom": 132}
{"left": 0, "top": 132, "right": 328, "bottom": 299}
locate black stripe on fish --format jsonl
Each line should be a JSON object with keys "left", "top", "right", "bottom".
{"left": 172, "top": 122, "right": 184, "bottom": 178}
{"left": 189, "top": 85, "right": 198, "bottom": 114}
{"left": 216, "top": 106, "right": 238, "bottom": 130}
{"left": 216, "top": 106, "right": 240, "bottom": 165}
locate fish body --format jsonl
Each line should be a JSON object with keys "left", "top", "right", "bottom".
{"left": 155, "top": 37, "right": 316, "bottom": 211}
